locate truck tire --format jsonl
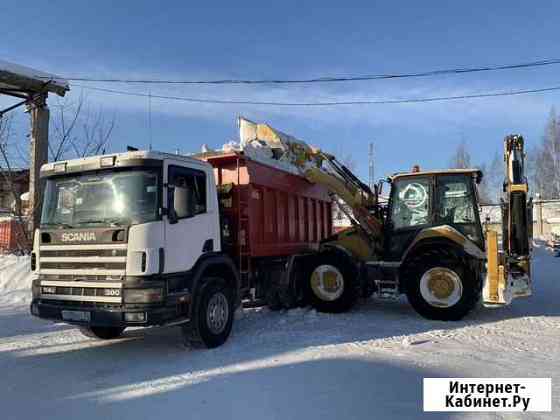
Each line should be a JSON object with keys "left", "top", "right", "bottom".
{"left": 306, "top": 252, "right": 359, "bottom": 313}
{"left": 403, "top": 251, "right": 481, "bottom": 321}
{"left": 265, "top": 287, "right": 283, "bottom": 311}
{"left": 79, "top": 326, "right": 125, "bottom": 340}
{"left": 182, "top": 277, "right": 234, "bottom": 349}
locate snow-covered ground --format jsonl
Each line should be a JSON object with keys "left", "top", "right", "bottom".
{"left": 0, "top": 245, "right": 558, "bottom": 420}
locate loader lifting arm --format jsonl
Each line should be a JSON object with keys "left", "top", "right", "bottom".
{"left": 237, "top": 117, "right": 384, "bottom": 255}
{"left": 303, "top": 152, "right": 384, "bottom": 246}
{"left": 484, "top": 135, "right": 532, "bottom": 305}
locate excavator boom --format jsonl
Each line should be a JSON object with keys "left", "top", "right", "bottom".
{"left": 483, "top": 135, "right": 532, "bottom": 305}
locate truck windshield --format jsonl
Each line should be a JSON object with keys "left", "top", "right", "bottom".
{"left": 41, "top": 169, "right": 159, "bottom": 228}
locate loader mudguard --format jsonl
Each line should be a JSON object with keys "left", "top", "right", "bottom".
{"left": 402, "top": 225, "right": 485, "bottom": 263}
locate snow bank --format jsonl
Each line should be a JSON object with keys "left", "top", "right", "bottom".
{"left": 0, "top": 255, "right": 34, "bottom": 307}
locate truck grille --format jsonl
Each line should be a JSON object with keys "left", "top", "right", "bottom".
{"left": 38, "top": 244, "right": 127, "bottom": 276}
{"left": 40, "top": 261, "right": 127, "bottom": 270}
{"left": 40, "top": 249, "right": 127, "bottom": 258}
{"left": 39, "top": 280, "right": 123, "bottom": 303}
{"left": 38, "top": 244, "right": 126, "bottom": 303}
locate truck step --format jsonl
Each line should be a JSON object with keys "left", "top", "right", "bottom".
{"left": 374, "top": 279, "right": 399, "bottom": 300}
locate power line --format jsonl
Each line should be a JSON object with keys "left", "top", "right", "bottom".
{"left": 147, "top": 88, "right": 152, "bottom": 150}
{"left": 75, "top": 83, "right": 560, "bottom": 107}
{"left": 44, "top": 58, "right": 560, "bottom": 85}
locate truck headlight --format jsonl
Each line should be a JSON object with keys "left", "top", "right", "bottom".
{"left": 41, "top": 286, "right": 56, "bottom": 294}
{"left": 32, "top": 279, "right": 41, "bottom": 298}
{"left": 123, "top": 288, "right": 163, "bottom": 303}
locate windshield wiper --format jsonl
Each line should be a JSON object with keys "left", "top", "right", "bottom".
{"left": 75, "top": 218, "right": 126, "bottom": 226}
{"left": 41, "top": 222, "right": 74, "bottom": 229}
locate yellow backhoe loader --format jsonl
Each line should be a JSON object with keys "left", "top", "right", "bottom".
{"left": 245, "top": 118, "right": 532, "bottom": 320}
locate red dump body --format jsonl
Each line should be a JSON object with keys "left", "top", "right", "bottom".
{"left": 203, "top": 152, "right": 332, "bottom": 259}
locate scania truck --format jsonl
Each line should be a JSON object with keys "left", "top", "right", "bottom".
{"left": 30, "top": 148, "right": 333, "bottom": 348}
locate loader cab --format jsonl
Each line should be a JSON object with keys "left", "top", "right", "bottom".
{"left": 384, "top": 169, "right": 484, "bottom": 261}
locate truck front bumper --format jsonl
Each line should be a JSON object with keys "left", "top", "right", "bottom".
{"left": 30, "top": 295, "right": 191, "bottom": 328}
{"left": 31, "top": 275, "right": 192, "bottom": 328}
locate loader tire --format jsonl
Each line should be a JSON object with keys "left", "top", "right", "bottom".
{"left": 403, "top": 250, "right": 481, "bottom": 321}
{"left": 306, "top": 252, "right": 359, "bottom": 313}
{"left": 79, "top": 326, "right": 125, "bottom": 340}
{"left": 182, "top": 277, "right": 234, "bottom": 349}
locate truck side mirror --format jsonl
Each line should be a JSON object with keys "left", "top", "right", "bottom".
{"left": 168, "top": 205, "right": 178, "bottom": 224}
{"left": 172, "top": 186, "right": 195, "bottom": 220}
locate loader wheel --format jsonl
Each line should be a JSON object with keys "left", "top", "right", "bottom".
{"left": 79, "top": 326, "right": 125, "bottom": 340}
{"left": 182, "top": 277, "right": 234, "bottom": 349}
{"left": 306, "top": 252, "right": 359, "bottom": 313}
{"left": 404, "top": 251, "right": 481, "bottom": 321}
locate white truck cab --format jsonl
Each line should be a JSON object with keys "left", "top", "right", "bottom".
{"left": 31, "top": 150, "right": 240, "bottom": 348}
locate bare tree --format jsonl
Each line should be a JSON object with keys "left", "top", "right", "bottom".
{"left": 0, "top": 115, "right": 31, "bottom": 249}
{"left": 73, "top": 102, "right": 115, "bottom": 157}
{"left": 484, "top": 151, "right": 503, "bottom": 204}
{"left": 533, "top": 108, "right": 560, "bottom": 199}
{"left": 0, "top": 94, "right": 116, "bottom": 251}
{"left": 49, "top": 95, "right": 83, "bottom": 161}
{"left": 50, "top": 93, "right": 115, "bottom": 161}
{"left": 449, "top": 139, "right": 499, "bottom": 204}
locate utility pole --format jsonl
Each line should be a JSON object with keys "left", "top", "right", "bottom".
{"left": 28, "top": 93, "right": 49, "bottom": 234}
{"left": 368, "top": 142, "right": 374, "bottom": 190}
{"left": 0, "top": 61, "right": 68, "bottom": 242}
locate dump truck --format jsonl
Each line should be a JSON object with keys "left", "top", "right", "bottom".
{"left": 30, "top": 146, "right": 332, "bottom": 348}
{"left": 30, "top": 117, "right": 533, "bottom": 348}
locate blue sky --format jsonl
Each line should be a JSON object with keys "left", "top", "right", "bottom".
{"left": 2, "top": 1, "right": 560, "bottom": 181}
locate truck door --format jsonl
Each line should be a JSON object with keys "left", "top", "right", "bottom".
{"left": 164, "top": 163, "right": 216, "bottom": 273}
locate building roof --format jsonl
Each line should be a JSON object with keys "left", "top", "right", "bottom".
{"left": 0, "top": 59, "right": 69, "bottom": 97}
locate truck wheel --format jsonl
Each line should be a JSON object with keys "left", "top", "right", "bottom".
{"left": 265, "top": 287, "right": 283, "bottom": 311}
{"left": 182, "top": 277, "right": 234, "bottom": 349}
{"left": 404, "top": 252, "right": 481, "bottom": 321}
{"left": 79, "top": 326, "right": 125, "bottom": 340}
{"left": 306, "top": 253, "right": 359, "bottom": 313}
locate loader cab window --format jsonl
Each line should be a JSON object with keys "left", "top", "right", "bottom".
{"left": 435, "top": 175, "right": 482, "bottom": 245}
{"left": 168, "top": 166, "right": 207, "bottom": 219}
{"left": 390, "top": 177, "right": 431, "bottom": 229}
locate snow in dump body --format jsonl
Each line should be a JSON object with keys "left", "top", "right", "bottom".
{"left": 205, "top": 116, "right": 320, "bottom": 177}
{"left": 0, "top": 59, "right": 69, "bottom": 96}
